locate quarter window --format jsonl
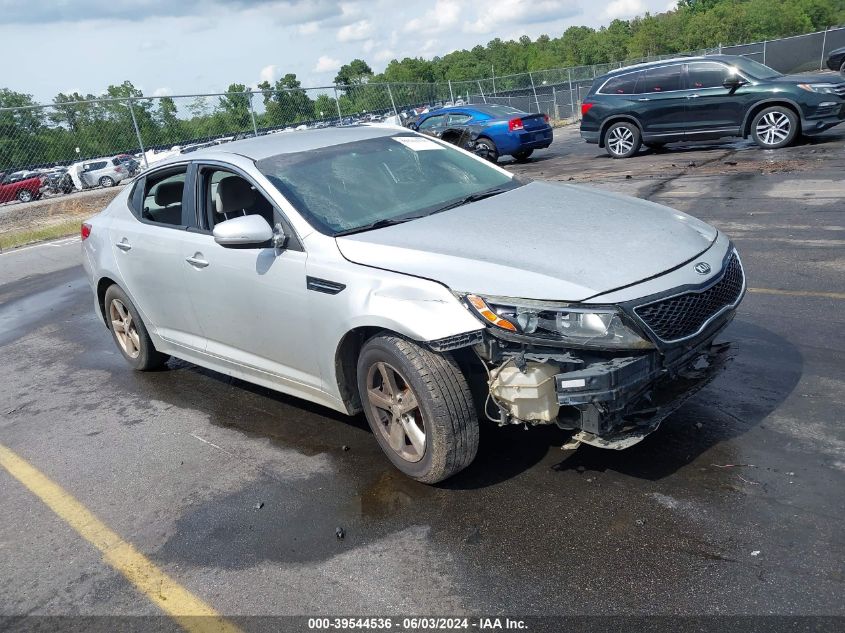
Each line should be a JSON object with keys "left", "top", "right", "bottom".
{"left": 688, "top": 62, "right": 734, "bottom": 89}
{"left": 418, "top": 114, "right": 446, "bottom": 130}
{"left": 600, "top": 71, "right": 644, "bottom": 95}
{"left": 640, "top": 65, "right": 682, "bottom": 93}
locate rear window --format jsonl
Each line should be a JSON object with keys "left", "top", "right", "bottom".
{"left": 599, "top": 71, "right": 644, "bottom": 95}
{"left": 470, "top": 104, "right": 523, "bottom": 117}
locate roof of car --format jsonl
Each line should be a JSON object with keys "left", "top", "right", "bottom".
{"left": 184, "top": 124, "right": 404, "bottom": 161}
{"left": 598, "top": 55, "right": 740, "bottom": 79}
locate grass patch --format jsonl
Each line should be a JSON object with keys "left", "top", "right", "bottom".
{"left": 0, "top": 219, "right": 82, "bottom": 252}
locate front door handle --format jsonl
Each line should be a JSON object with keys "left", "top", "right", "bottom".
{"left": 115, "top": 240, "right": 131, "bottom": 252}
{"left": 186, "top": 255, "right": 209, "bottom": 268}
{"left": 637, "top": 98, "right": 650, "bottom": 102}
{"left": 688, "top": 93, "right": 700, "bottom": 99}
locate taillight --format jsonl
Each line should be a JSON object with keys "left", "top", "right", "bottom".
{"left": 543, "top": 114, "right": 550, "bottom": 123}
{"left": 508, "top": 118, "right": 524, "bottom": 131}
{"left": 81, "top": 223, "right": 92, "bottom": 240}
{"left": 115, "top": 165, "right": 125, "bottom": 173}
{"left": 581, "top": 102, "right": 595, "bottom": 116}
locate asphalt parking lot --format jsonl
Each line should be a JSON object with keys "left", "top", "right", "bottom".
{"left": 1, "top": 125, "right": 844, "bottom": 629}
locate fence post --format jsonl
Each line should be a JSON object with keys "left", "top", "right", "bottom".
{"left": 718, "top": 42, "right": 723, "bottom": 55}
{"left": 477, "top": 80, "right": 487, "bottom": 104}
{"left": 448, "top": 80, "right": 454, "bottom": 103}
{"left": 568, "top": 68, "right": 575, "bottom": 120}
{"left": 248, "top": 93, "right": 258, "bottom": 137}
{"left": 820, "top": 27, "right": 828, "bottom": 70}
{"left": 762, "top": 40, "right": 767, "bottom": 65}
{"left": 127, "top": 98, "right": 148, "bottom": 169}
{"left": 386, "top": 83, "right": 398, "bottom": 116}
{"left": 333, "top": 86, "right": 343, "bottom": 125}
{"left": 528, "top": 72, "right": 541, "bottom": 114}
{"left": 552, "top": 87, "right": 559, "bottom": 119}
{"left": 492, "top": 65, "right": 496, "bottom": 95}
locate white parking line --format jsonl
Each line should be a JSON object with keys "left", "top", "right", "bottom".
{"left": 0, "top": 236, "right": 80, "bottom": 256}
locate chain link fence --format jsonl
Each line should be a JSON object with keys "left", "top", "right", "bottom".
{"left": 2, "top": 26, "right": 843, "bottom": 208}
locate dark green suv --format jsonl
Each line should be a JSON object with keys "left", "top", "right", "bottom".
{"left": 580, "top": 55, "right": 845, "bottom": 158}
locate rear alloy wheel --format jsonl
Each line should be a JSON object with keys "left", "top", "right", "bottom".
{"left": 605, "top": 122, "right": 641, "bottom": 158}
{"left": 512, "top": 149, "right": 534, "bottom": 162}
{"left": 104, "top": 285, "right": 168, "bottom": 371}
{"left": 751, "top": 106, "right": 798, "bottom": 149}
{"left": 840, "top": 60, "right": 845, "bottom": 77}
{"left": 17, "top": 189, "right": 33, "bottom": 203}
{"left": 99, "top": 176, "right": 115, "bottom": 187}
{"left": 473, "top": 137, "right": 499, "bottom": 163}
{"left": 357, "top": 335, "right": 478, "bottom": 484}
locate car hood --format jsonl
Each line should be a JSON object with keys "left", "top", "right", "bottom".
{"left": 335, "top": 181, "right": 718, "bottom": 302}
{"left": 771, "top": 72, "right": 843, "bottom": 84}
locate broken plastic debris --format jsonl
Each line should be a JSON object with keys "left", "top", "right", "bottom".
{"left": 254, "top": 502, "right": 264, "bottom": 510}
{"left": 750, "top": 550, "right": 761, "bottom": 557}
{"left": 336, "top": 527, "right": 345, "bottom": 540}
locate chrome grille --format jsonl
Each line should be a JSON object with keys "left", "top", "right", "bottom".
{"left": 635, "top": 254, "right": 744, "bottom": 343}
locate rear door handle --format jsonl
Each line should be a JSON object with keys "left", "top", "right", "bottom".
{"left": 186, "top": 255, "right": 209, "bottom": 268}
{"left": 688, "top": 93, "right": 700, "bottom": 99}
{"left": 115, "top": 240, "right": 131, "bottom": 252}
{"left": 637, "top": 98, "right": 650, "bottom": 102}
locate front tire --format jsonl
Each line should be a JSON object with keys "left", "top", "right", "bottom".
{"left": 473, "top": 137, "right": 499, "bottom": 163}
{"left": 104, "top": 285, "right": 168, "bottom": 371}
{"left": 751, "top": 106, "right": 798, "bottom": 149}
{"left": 17, "top": 189, "right": 33, "bottom": 203}
{"left": 840, "top": 60, "right": 845, "bottom": 77}
{"left": 357, "top": 335, "right": 478, "bottom": 484}
{"left": 604, "top": 121, "right": 641, "bottom": 158}
{"left": 100, "top": 176, "right": 115, "bottom": 187}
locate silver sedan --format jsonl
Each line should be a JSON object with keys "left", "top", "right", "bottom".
{"left": 82, "top": 126, "right": 745, "bottom": 483}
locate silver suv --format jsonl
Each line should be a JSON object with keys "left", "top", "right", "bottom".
{"left": 82, "top": 126, "right": 745, "bottom": 483}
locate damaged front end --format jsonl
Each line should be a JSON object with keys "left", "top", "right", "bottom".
{"left": 453, "top": 251, "right": 746, "bottom": 449}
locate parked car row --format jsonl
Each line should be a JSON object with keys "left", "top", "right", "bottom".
{"left": 580, "top": 54, "right": 845, "bottom": 158}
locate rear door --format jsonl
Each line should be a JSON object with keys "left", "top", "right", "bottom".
{"left": 635, "top": 64, "right": 689, "bottom": 139}
{"left": 108, "top": 165, "right": 205, "bottom": 350}
{"left": 682, "top": 61, "right": 748, "bottom": 135}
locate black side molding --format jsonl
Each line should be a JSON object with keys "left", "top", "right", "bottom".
{"left": 307, "top": 276, "right": 346, "bottom": 295}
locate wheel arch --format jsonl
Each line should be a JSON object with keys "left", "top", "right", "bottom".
{"left": 96, "top": 276, "right": 120, "bottom": 326}
{"left": 599, "top": 115, "right": 643, "bottom": 148}
{"left": 742, "top": 99, "right": 802, "bottom": 138}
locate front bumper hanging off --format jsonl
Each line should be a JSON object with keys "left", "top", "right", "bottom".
{"left": 555, "top": 340, "right": 732, "bottom": 450}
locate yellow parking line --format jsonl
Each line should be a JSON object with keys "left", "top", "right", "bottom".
{"left": 749, "top": 287, "right": 845, "bottom": 300}
{"left": 0, "top": 443, "right": 243, "bottom": 633}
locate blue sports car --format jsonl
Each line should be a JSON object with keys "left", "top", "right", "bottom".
{"left": 410, "top": 104, "right": 553, "bottom": 162}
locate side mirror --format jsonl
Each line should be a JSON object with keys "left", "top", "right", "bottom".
{"left": 213, "top": 215, "right": 273, "bottom": 248}
{"left": 723, "top": 77, "right": 747, "bottom": 90}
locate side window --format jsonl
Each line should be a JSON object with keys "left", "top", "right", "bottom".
{"left": 447, "top": 113, "right": 472, "bottom": 125}
{"left": 202, "top": 168, "right": 275, "bottom": 230}
{"left": 141, "top": 169, "right": 187, "bottom": 227}
{"left": 600, "top": 70, "right": 644, "bottom": 95}
{"left": 418, "top": 115, "right": 446, "bottom": 131}
{"left": 688, "top": 63, "right": 733, "bottom": 89}
{"left": 641, "top": 65, "right": 682, "bottom": 93}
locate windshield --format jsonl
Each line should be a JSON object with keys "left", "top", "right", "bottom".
{"left": 731, "top": 57, "right": 782, "bottom": 79}
{"left": 256, "top": 134, "right": 517, "bottom": 235}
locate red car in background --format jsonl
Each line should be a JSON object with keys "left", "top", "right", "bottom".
{"left": 0, "top": 172, "right": 45, "bottom": 203}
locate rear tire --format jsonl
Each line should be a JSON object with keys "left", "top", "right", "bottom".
{"left": 356, "top": 334, "right": 478, "bottom": 484}
{"left": 840, "top": 60, "right": 845, "bottom": 77}
{"left": 99, "top": 176, "right": 115, "bottom": 188}
{"left": 604, "top": 121, "right": 641, "bottom": 158}
{"left": 473, "top": 137, "right": 499, "bottom": 163}
{"left": 512, "top": 149, "right": 534, "bottom": 162}
{"left": 16, "top": 189, "right": 33, "bottom": 203}
{"left": 751, "top": 106, "right": 798, "bottom": 149}
{"left": 104, "top": 285, "right": 168, "bottom": 371}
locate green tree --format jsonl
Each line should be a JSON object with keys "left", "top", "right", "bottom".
{"left": 334, "top": 59, "right": 373, "bottom": 87}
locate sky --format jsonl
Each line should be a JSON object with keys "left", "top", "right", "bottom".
{"left": 0, "top": 0, "right": 677, "bottom": 103}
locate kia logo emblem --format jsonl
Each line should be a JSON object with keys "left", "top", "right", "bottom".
{"left": 694, "top": 262, "right": 711, "bottom": 275}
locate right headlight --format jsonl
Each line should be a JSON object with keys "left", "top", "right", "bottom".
{"left": 464, "top": 294, "right": 653, "bottom": 350}
{"left": 797, "top": 83, "right": 839, "bottom": 94}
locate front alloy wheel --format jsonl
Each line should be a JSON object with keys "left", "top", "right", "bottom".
{"left": 751, "top": 107, "right": 798, "bottom": 149}
{"left": 357, "top": 335, "right": 478, "bottom": 483}
{"left": 17, "top": 189, "right": 33, "bottom": 203}
{"left": 605, "top": 122, "right": 641, "bottom": 158}
{"left": 366, "top": 362, "right": 426, "bottom": 463}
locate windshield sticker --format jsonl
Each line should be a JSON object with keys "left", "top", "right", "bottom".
{"left": 393, "top": 136, "right": 445, "bottom": 151}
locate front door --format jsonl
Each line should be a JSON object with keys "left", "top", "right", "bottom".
{"left": 180, "top": 165, "right": 321, "bottom": 391}
{"left": 682, "top": 62, "right": 748, "bottom": 135}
